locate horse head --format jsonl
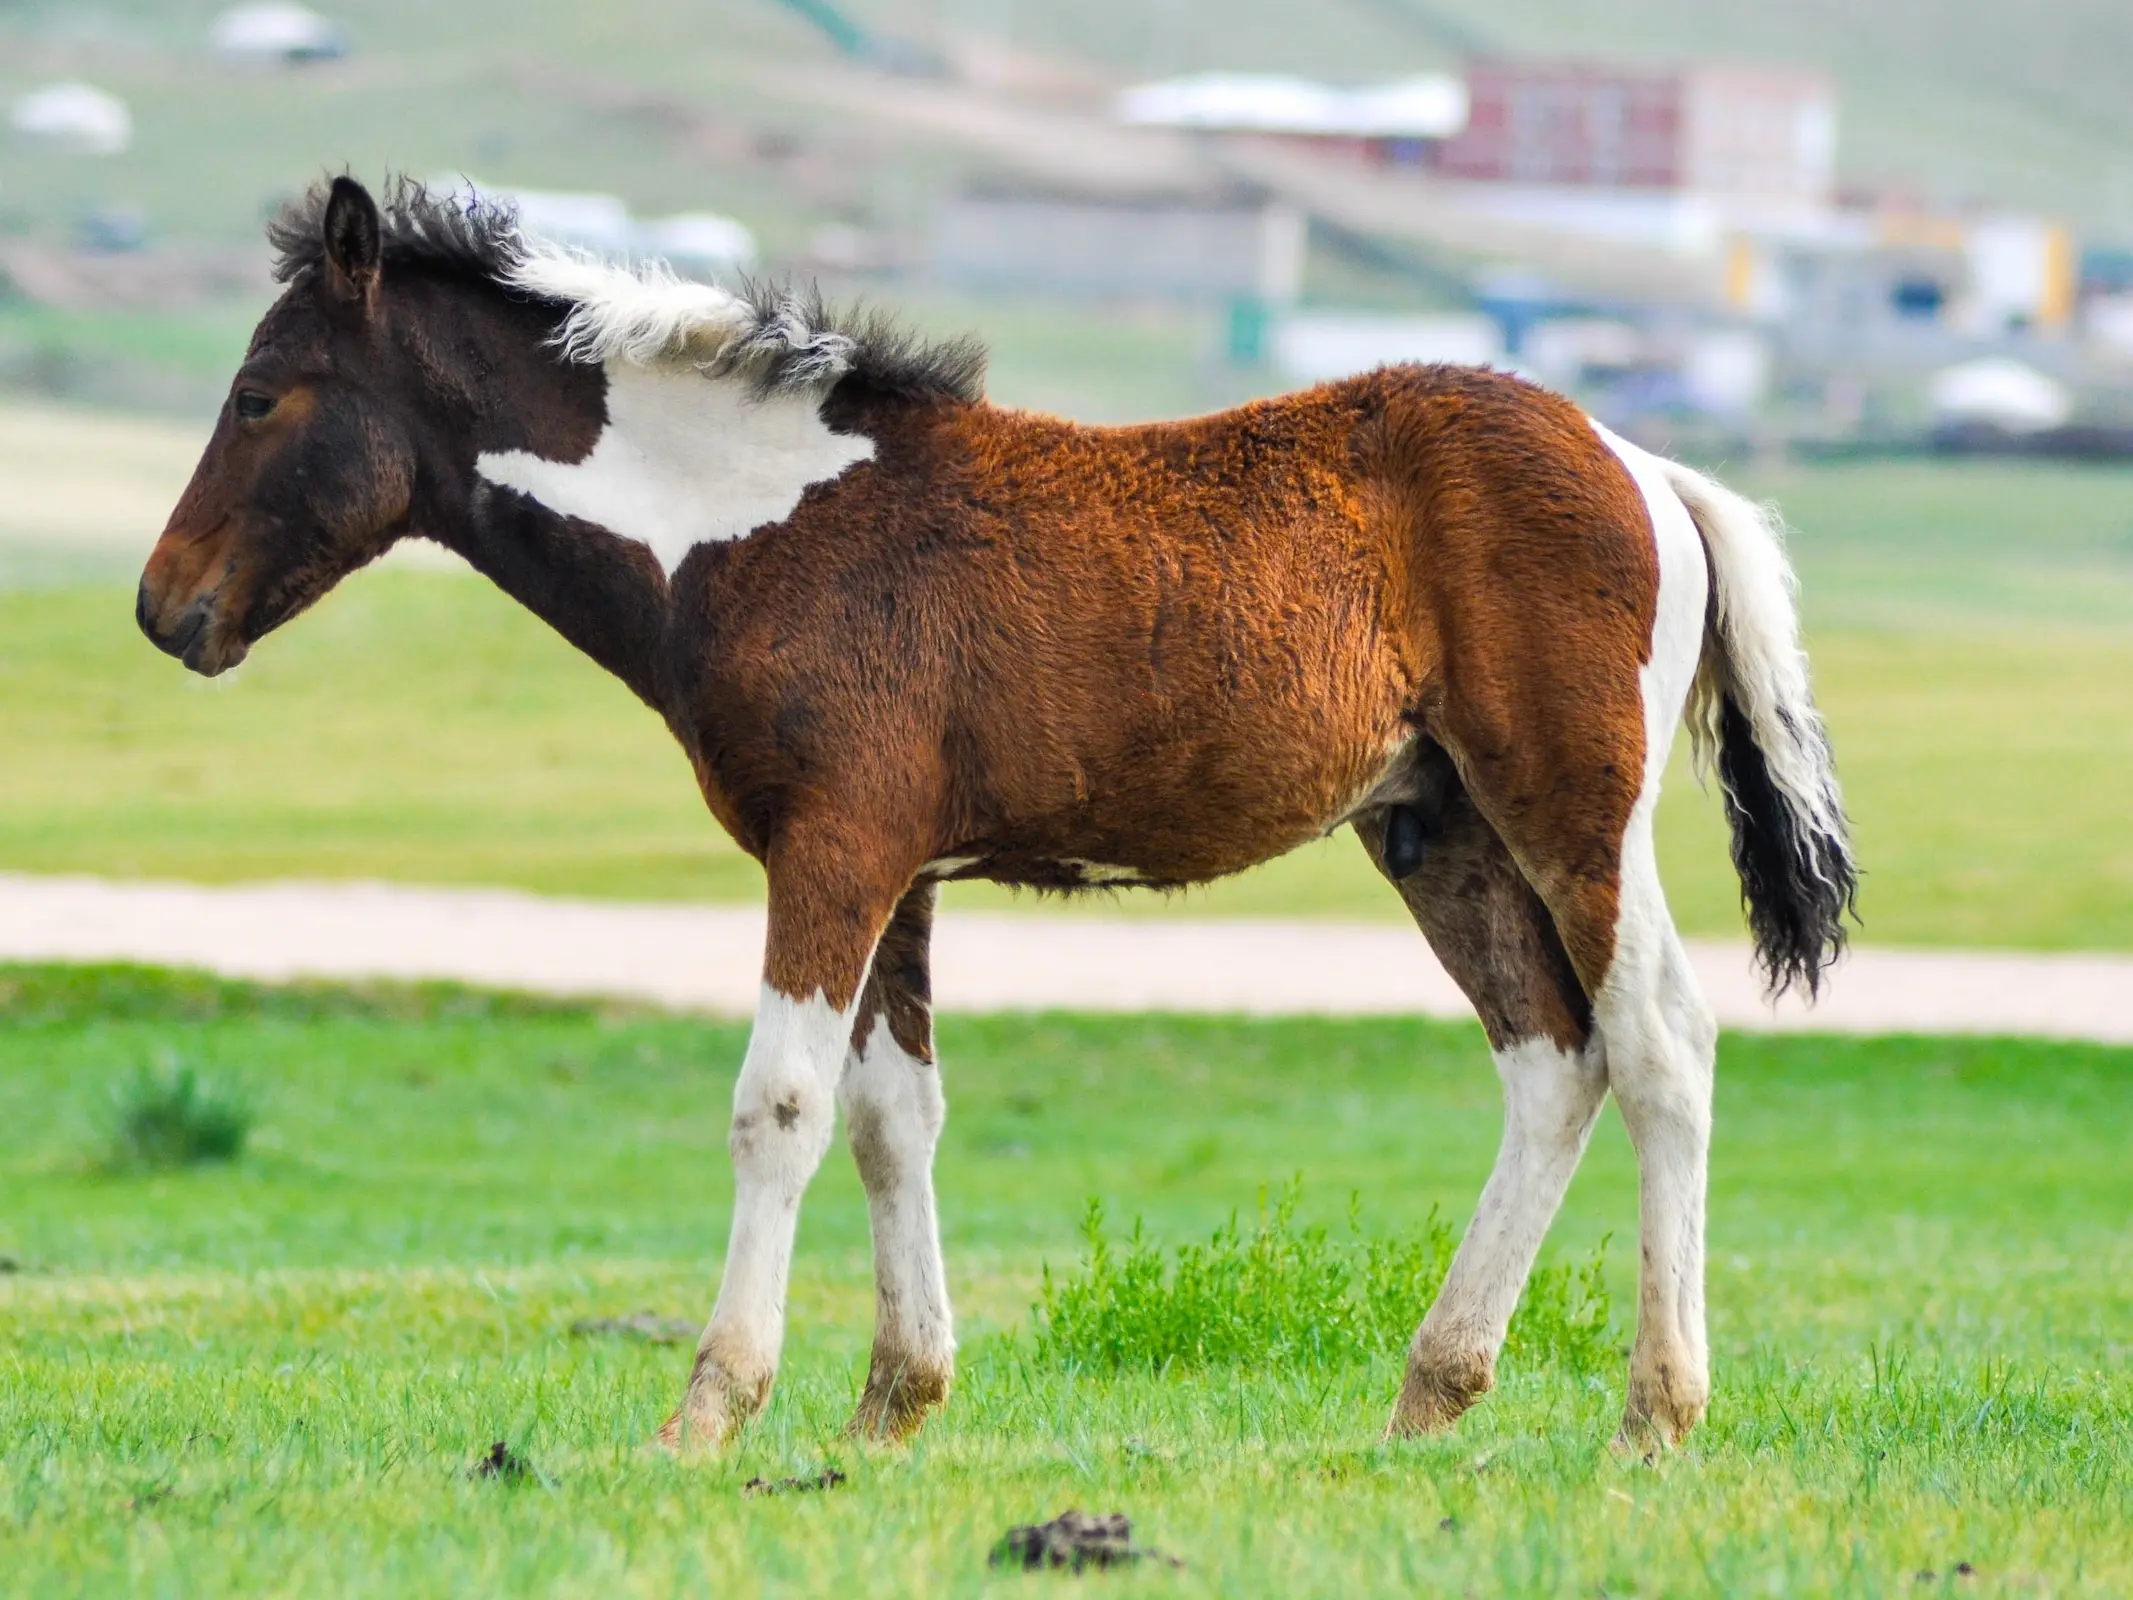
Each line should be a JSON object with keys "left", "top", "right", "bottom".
{"left": 138, "top": 177, "right": 417, "bottom": 675}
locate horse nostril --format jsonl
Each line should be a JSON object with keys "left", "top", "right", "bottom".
{"left": 135, "top": 580, "right": 157, "bottom": 643}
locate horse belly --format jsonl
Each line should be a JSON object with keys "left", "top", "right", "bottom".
{"left": 957, "top": 641, "right": 1410, "bottom": 890}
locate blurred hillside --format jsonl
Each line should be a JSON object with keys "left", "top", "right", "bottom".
{"left": 6, "top": 0, "right": 2133, "bottom": 428}
{"left": 4, "top": 0, "right": 2131, "bottom": 252}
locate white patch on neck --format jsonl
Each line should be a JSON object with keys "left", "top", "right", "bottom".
{"left": 474, "top": 362, "right": 874, "bottom": 575}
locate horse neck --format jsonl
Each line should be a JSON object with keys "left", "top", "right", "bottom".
{"left": 401, "top": 277, "right": 676, "bottom": 710}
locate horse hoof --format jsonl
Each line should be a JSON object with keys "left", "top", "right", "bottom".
{"left": 845, "top": 1359, "right": 952, "bottom": 1443}
{"left": 1385, "top": 1351, "right": 1493, "bottom": 1438}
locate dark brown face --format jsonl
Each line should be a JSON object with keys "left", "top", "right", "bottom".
{"left": 138, "top": 179, "right": 415, "bottom": 676}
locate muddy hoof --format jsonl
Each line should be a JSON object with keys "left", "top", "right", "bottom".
{"left": 1385, "top": 1352, "right": 1493, "bottom": 1438}
{"left": 1617, "top": 1362, "right": 1707, "bottom": 1457}
{"left": 659, "top": 1348, "right": 772, "bottom": 1454}
{"left": 1613, "top": 1399, "right": 1703, "bottom": 1460}
{"left": 846, "top": 1358, "right": 951, "bottom": 1443}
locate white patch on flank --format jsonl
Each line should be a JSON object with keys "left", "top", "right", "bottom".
{"left": 921, "top": 855, "right": 982, "bottom": 879}
{"left": 1625, "top": 433, "right": 1844, "bottom": 847}
{"left": 1060, "top": 860, "right": 1148, "bottom": 884}
{"left": 1411, "top": 1036, "right": 1609, "bottom": 1367}
{"left": 476, "top": 363, "right": 874, "bottom": 576}
{"left": 839, "top": 1016, "right": 955, "bottom": 1374}
{"left": 698, "top": 983, "right": 861, "bottom": 1382}
{"left": 1590, "top": 422, "right": 1707, "bottom": 807}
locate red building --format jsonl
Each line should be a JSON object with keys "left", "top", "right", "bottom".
{"left": 1437, "top": 61, "right": 1835, "bottom": 209}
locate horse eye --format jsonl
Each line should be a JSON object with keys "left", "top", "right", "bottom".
{"left": 234, "top": 390, "right": 277, "bottom": 421}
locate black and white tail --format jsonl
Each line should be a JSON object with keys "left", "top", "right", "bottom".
{"left": 1659, "top": 462, "right": 1859, "bottom": 997}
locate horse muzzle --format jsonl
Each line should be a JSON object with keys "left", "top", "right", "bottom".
{"left": 136, "top": 579, "right": 249, "bottom": 677}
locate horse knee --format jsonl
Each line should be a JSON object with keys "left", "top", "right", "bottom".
{"left": 731, "top": 1076, "right": 834, "bottom": 1181}
{"left": 840, "top": 1027, "right": 943, "bottom": 1192}
{"left": 1600, "top": 975, "right": 1714, "bottom": 1132}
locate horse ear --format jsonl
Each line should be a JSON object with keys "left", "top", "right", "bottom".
{"left": 322, "top": 176, "right": 381, "bottom": 306}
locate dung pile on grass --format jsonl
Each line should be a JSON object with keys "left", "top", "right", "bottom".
{"left": 990, "top": 1510, "right": 1180, "bottom": 1572}
{"left": 1031, "top": 1180, "right": 1613, "bottom": 1375}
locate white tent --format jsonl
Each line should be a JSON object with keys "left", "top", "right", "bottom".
{"left": 210, "top": 4, "right": 348, "bottom": 64}
{"left": 11, "top": 82, "right": 132, "bottom": 154}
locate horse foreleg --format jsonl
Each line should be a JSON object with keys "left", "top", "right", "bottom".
{"left": 838, "top": 883, "right": 955, "bottom": 1441}
{"left": 660, "top": 830, "right": 909, "bottom": 1452}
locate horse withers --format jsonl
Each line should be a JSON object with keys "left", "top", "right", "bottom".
{"left": 139, "top": 176, "right": 1857, "bottom": 1455}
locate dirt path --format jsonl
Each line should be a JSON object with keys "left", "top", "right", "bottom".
{"left": 5, "top": 874, "right": 2127, "bottom": 1043}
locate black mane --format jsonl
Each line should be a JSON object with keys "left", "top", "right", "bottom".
{"left": 266, "top": 176, "right": 986, "bottom": 404}
{"left": 268, "top": 175, "right": 520, "bottom": 287}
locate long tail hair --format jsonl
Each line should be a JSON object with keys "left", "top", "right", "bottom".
{"left": 1661, "top": 462, "right": 1859, "bottom": 997}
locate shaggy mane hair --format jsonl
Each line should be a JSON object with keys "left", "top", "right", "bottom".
{"left": 267, "top": 176, "right": 987, "bottom": 403}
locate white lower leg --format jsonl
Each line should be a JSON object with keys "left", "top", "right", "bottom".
{"left": 668, "top": 983, "right": 853, "bottom": 1448}
{"left": 1603, "top": 935, "right": 1717, "bottom": 1445}
{"left": 1392, "top": 1035, "right": 1608, "bottom": 1433}
{"left": 839, "top": 1016, "right": 954, "bottom": 1435}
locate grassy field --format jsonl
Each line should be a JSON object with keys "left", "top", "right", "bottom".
{"left": 4, "top": 450, "right": 2132, "bottom": 947}
{"left": 2, "top": 966, "right": 2128, "bottom": 1595}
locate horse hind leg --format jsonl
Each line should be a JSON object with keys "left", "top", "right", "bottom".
{"left": 837, "top": 883, "right": 955, "bottom": 1441}
{"left": 1427, "top": 425, "right": 1720, "bottom": 1452}
{"left": 1594, "top": 812, "right": 1718, "bottom": 1453}
{"left": 1356, "top": 792, "right": 1610, "bottom": 1437}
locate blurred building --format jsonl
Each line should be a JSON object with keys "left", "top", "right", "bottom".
{"left": 933, "top": 187, "right": 1305, "bottom": 304}
{"left": 1433, "top": 61, "right": 1836, "bottom": 246}
{"left": 1271, "top": 311, "right": 1501, "bottom": 383}
{"left": 1727, "top": 210, "right": 2078, "bottom": 352}
{"left": 1116, "top": 72, "right": 1469, "bottom": 161}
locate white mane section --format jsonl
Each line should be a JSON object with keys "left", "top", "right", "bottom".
{"left": 506, "top": 238, "right": 856, "bottom": 384}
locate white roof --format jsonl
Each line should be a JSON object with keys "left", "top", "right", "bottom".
{"left": 1928, "top": 358, "right": 2072, "bottom": 433}
{"left": 10, "top": 82, "right": 132, "bottom": 154}
{"left": 1117, "top": 72, "right": 1468, "bottom": 139}
{"left": 210, "top": 4, "right": 346, "bottom": 60}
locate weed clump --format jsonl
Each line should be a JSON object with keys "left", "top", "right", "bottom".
{"left": 1032, "top": 1180, "right": 1612, "bottom": 1376}
{"left": 101, "top": 1058, "right": 254, "bottom": 1171}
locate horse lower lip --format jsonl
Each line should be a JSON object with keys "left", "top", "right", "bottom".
{"left": 163, "top": 605, "right": 210, "bottom": 660}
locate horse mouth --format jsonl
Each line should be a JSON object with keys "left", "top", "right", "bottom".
{"left": 142, "top": 592, "right": 249, "bottom": 676}
{"left": 182, "top": 621, "right": 251, "bottom": 676}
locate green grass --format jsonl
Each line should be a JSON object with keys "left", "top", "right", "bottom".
{"left": 97, "top": 1057, "right": 255, "bottom": 1172}
{"left": 1030, "top": 1182, "right": 1614, "bottom": 1375}
{"left": 2, "top": 966, "right": 2129, "bottom": 1594}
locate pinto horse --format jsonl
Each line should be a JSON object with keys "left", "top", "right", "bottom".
{"left": 139, "top": 177, "right": 1856, "bottom": 1454}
